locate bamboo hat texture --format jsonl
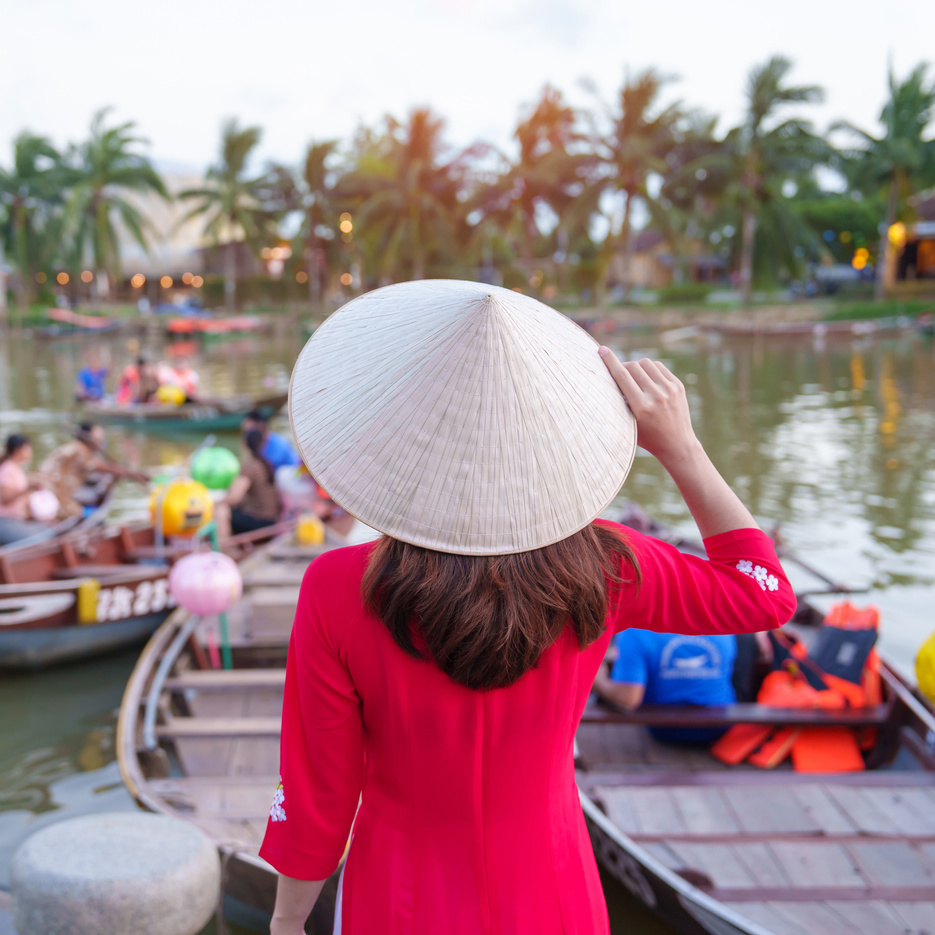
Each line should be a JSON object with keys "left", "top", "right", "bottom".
{"left": 289, "top": 280, "right": 636, "bottom": 555}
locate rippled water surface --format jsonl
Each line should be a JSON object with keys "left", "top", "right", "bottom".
{"left": 1, "top": 320, "right": 933, "bottom": 933}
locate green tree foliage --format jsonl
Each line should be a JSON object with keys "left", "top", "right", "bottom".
{"left": 835, "top": 64, "right": 935, "bottom": 298}
{"left": 180, "top": 119, "right": 280, "bottom": 307}
{"left": 68, "top": 109, "right": 168, "bottom": 297}
{"left": 0, "top": 133, "right": 68, "bottom": 311}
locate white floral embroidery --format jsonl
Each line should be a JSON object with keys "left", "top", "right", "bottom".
{"left": 736, "top": 561, "right": 779, "bottom": 594}
{"left": 270, "top": 779, "right": 286, "bottom": 822}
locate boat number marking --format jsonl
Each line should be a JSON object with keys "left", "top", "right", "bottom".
{"left": 95, "top": 578, "right": 175, "bottom": 622}
{"left": 186, "top": 406, "right": 220, "bottom": 421}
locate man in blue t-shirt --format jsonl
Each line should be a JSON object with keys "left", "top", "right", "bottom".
{"left": 243, "top": 410, "right": 300, "bottom": 472}
{"left": 593, "top": 630, "right": 738, "bottom": 743}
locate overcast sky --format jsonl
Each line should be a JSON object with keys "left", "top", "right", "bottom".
{"left": 1, "top": 0, "right": 932, "bottom": 174}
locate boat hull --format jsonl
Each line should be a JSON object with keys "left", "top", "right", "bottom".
{"left": 0, "top": 612, "right": 168, "bottom": 668}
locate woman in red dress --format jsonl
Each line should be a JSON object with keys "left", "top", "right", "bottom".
{"left": 261, "top": 281, "right": 795, "bottom": 935}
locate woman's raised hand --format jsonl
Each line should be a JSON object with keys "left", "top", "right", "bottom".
{"left": 598, "top": 348, "right": 701, "bottom": 469}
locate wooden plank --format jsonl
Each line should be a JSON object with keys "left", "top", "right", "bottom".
{"left": 580, "top": 703, "right": 887, "bottom": 728}
{"left": 733, "top": 843, "right": 792, "bottom": 888}
{"left": 165, "top": 669, "right": 286, "bottom": 691}
{"left": 670, "top": 787, "right": 739, "bottom": 835}
{"left": 825, "top": 786, "right": 901, "bottom": 835}
{"left": 846, "top": 842, "right": 935, "bottom": 887}
{"left": 724, "top": 787, "right": 821, "bottom": 835}
{"left": 155, "top": 717, "right": 282, "bottom": 739}
{"left": 887, "top": 901, "right": 935, "bottom": 932}
{"left": 579, "top": 769, "right": 935, "bottom": 788}
{"left": 769, "top": 842, "right": 865, "bottom": 888}
{"left": 857, "top": 788, "right": 935, "bottom": 836}
{"left": 824, "top": 901, "right": 908, "bottom": 935}
{"left": 789, "top": 785, "right": 857, "bottom": 836}
{"left": 723, "top": 902, "right": 809, "bottom": 935}
{"left": 664, "top": 842, "right": 756, "bottom": 888}
{"left": 625, "top": 787, "right": 686, "bottom": 836}
{"left": 594, "top": 786, "right": 641, "bottom": 835}
{"left": 768, "top": 902, "right": 859, "bottom": 935}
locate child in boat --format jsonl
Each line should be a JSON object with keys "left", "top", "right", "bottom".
{"left": 259, "top": 281, "right": 796, "bottom": 935}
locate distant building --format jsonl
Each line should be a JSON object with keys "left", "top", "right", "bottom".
{"left": 607, "top": 229, "right": 727, "bottom": 290}
{"left": 885, "top": 191, "right": 935, "bottom": 293}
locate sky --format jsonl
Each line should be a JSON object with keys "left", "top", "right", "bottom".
{"left": 1, "top": 0, "right": 933, "bottom": 174}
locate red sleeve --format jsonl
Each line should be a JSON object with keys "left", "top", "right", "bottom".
{"left": 259, "top": 551, "right": 365, "bottom": 879}
{"left": 601, "top": 520, "right": 797, "bottom": 636}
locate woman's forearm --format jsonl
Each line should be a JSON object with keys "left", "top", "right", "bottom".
{"left": 658, "top": 439, "right": 758, "bottom": 539}
{"left": 269, "top": 874, "right": 326, "bottom": 935}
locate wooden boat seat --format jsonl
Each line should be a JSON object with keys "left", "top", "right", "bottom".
{"left": 155, "top": 716, "right": 281, "bottom": 739}
{"left": 164, "top": 669, "right": 286, "bottom": 691}
{"left": 49, "top": 564, "right": 166, "bottom": 581}
{"left": 580, "top": 701, "right": 889, "bottom": 729}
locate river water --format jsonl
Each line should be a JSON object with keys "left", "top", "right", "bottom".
{"left": 1, "top": 319, "right": 933, "bottom": 933}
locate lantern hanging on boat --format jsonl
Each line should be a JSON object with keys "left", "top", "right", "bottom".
{"left": 917, "top": 632, "right": 935, "bottom": 704}
{"left": 191, "top": 446, "right": 240, "bottom": 491}
{"left": 149, "top": 478, "right": 214, "bottom": 537}
{"left": 156, "top": 384, "right": 186, "bottom": 406}
{"left": 28, "top": 489, "right": 60, "bottom": 522}
{"left": 169, "top": 551, "right": 243, "bottom": 616}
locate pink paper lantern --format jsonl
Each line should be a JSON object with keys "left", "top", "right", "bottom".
{"left": 169, "top": 552, "right": 243, "bottom": 616}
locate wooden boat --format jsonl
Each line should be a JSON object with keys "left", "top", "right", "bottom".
{"left": 35, "top": 308, "right": 123, "bottom": 338}
{"left": 118, "top": 515, "right": 935, "bottom": 935}
{"left": 167, "top": 315, "right": 270, "bottom": 337}
{"left": 577, "top": 512, "right": 935, "bottom": 935}
{"left": 0, "top": 520, "right": 290, "bottom": 669}
{"left": 0, "top": 479, "right": 115, "bottom": 552}
{"left": 700, "top": 317, "right": 910, "bottom": 338}
{"left": 117, "top": 532, "right": 342, "bottom": 932}
{"left": 80, "top": 392, "right": 287, "bottom": 433}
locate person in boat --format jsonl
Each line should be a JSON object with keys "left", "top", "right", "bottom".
{"left": 75, "top": 351, "right": 109, "bottom": 402}
{"left": 592, "top": 629, "right": 742, "bottom": 743}
{"left": 160, "top": 354, "right": 201, "bottom": 402}
{"left": 259, "top": 282, "right": 796, "bottom": 935}
{"left": 0, "top": 435, "right": 51, "bottom": 544}
{"left": 242, "top": 409, "right": 300, "bottom": 472}
{"left": 116, "top": 356, "right": 160, "bottom": 406}
{"left": 38, "top": 423, "right": 148, "bottom": 518}
{"left": 214, "top": 428, "right": 283, "bottom": 538}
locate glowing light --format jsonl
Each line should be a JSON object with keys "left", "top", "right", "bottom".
{"left": 839, "top": 231, "right": 852, "bottom": 244}
{"left": 529, "top": 270, "right": 544, "bottom": 288}
{"left": 339, "top": 219, "right": 353, "bottom": 234}
{"left": 56, "top": 272, "right": 69, "bottom": 285}
{"left": 35, "top": 272, "right": 47, "bottom": 284}
{"left": 296, "top": 271, "right": 309, "bottom": 284}
{"left": 261, "top": 247, "right": 273, "bottom": 259}
{"left": 130, "top": 273, "right": 146, "bottom": 288}
{"left": 852, "top": 255, "right": 867, "bottom": 271}
{"left": 80, "top": 270, "right": 93, "bottom": 283}
{"left": 339, "top": 212, "right": 352, "bottom": 223}
{"left": 191, "top": 275, "right": 204, "bottom": 288}
{"left": 888, "top": 222, "right": 907, "bottom": 248}
{"left": 160, "top": 276, "right": 173, "bottom": 289}
{"left": 341, "top": 231, "right": 353, "bottom": 243}
{"left": 855, "top": 247, "right": 870, "bottom": 260}
{"left": 340, "top": 272, "right": 353, "bottom": 286}
{"left": 182, "top": 272, "right": 194, "bottom": 285}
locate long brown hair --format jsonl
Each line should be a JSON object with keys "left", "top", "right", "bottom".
{"left": 362, "top": 522, "right": 639, "bottom": 691}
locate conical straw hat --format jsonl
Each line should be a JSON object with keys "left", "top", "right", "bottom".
{"left": 289, "top": 280, "right": 636, "bottom": 555}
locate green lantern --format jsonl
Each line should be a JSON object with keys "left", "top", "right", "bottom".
{"left": 191, "top": 447, "right": 240, "bottom": 491}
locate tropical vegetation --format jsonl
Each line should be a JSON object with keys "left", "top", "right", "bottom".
{"left": 2, "top": 58, "right": 934, "bottom": 321}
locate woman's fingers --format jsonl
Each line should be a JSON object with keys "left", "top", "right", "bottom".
{"left": 599, "top": 347, "right": 642, "bottom": 402}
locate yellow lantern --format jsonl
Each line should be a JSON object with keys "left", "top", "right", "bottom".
{"left": 916, "top": 631, "right": 935, "bottom": 705}
{"left": 156, "top": 384, "right": 187, "bottom": 406}
{"left": 296, "top": 513, "right": 326, "bottom": 546}
{"left": 149, "top": 478, "right": 214, "bottom": 537}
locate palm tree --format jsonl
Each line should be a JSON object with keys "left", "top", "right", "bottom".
{"left": 294, "top": 141, "right": 340, "bottom": 301}
{"left": 341, "top": 108, "right": 466, "bottom": 281}
{"left": 587, "top": 70, "right": 682, "bottom": 299}
{"left": 729, "top": 57, "right": 824, "bottom": 304}
{"left": 0, "top": 133, "right": 68, "bottom": 312}
{"left": 476, "top": 86, "right": 581, "bottom": 277}
{"left": 835, "top": 64, "right": 935, "bottom": 299}
{"left": 68, "top": 109, "right": 168, "bottom": 298}
{"left": 180, "top": 119, "right": 279, "bottom": 308}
